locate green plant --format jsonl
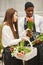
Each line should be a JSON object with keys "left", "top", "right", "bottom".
{"left": 27, "top": 21, "right": 34, "bottom": 32}
{"left": 36, "top": 34, "right": 43, "bottom": 41}
{"left": 0, "top": 24, "right": 3, "bottom": 53}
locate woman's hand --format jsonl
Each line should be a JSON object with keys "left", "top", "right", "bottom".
{"left": 9, "top": 46, "right": 14, "bottom": 53}
{"left": 21, "top": 36, "right": 30, "bottom": 41}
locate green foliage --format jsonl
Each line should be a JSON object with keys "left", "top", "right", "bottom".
{"left": 32, "top": 33, "right": 43, "bottom": 46}
{"left": 18, "top": 40, "right": 31, "bottom": 54}
{"left": 18, "top": 46, "right": 31, "bottom": 54}
{"left": 27, "top": 21, "right": 34, "bottom": 32}
{"left": 32, "top": 41, "right": 35, "bottom": 45}
{"left": 0, "top": 24, "right": 3, "bottom": 53}
{"left": 19, "top": 40, "right": 24, "bottom": 47}
{"left": 37, "top": 34, "right": 43, "bottom": 41}
{"left": 18, "top": 46, "right": 25, "bottom": 52}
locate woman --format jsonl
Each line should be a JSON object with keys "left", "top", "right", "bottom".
{"left": 2, "top": 8, "right": 23, "bottom": 65}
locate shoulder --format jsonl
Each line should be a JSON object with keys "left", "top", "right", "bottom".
{"left": 18, "top": 17, "right": 25, "bottom": 23}
{"left": 2, "top": 25, "right": 11, "bottom": 31}
{"left": 34, "top": 14, "right": 43, "bottom": 25}
{"left": 34, "top": 14, "right": 43, "bottom": 18}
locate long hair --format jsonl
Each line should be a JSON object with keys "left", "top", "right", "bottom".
{"left": 3, "top": 8, "right": 19, "bottom": 38}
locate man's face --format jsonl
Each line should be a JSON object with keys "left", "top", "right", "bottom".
{"left": 25, "top": 7, "right": 34, "bottom": 18}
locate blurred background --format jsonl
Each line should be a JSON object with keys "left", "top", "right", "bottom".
{"left": 0, "top": 1, "right": 43, "bottom": 65}
{"left": 0, "top": 0, "right": 43, "bottom": 24}
{"left": 0, "top": 0, "right": 43, "bottom": 55}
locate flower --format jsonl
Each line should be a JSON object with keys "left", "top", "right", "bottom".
{"left": 27, "top": 17, "right": 34, "bottom": 32}
{"left": 26, "top": 17, "right": 34, "bottom": 22}
{"left": 11, "top": 40, "right": 31, "bottom": 57}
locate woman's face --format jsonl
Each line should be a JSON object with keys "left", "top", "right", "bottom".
{"left": 13, "top": 12, "right": 18, "bottom": 23}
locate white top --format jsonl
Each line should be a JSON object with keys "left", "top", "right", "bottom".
{"left": 18, "top": 17, "right": 26, "bottom": 37}
{"left": 18, "top": 14, "right": 43, "bottom": 37}
{"left": 2, "top": 25, "right": 22, "bottom": 48}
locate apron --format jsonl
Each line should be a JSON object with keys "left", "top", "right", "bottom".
{"left": 24, "top": 17, "right": 43, "bottom": 65}
{"left": 24, "top": 17, "right": 39, "bottom": 65}
{"left": 24, "top": 17, "right": 40, "bottom": 42}
{"left": 2, "top": 46, "right": 23, "bottom": 65}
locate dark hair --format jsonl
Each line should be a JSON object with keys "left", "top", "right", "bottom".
{"left": 25, "top": 2, "right": 34, "bottom": 9}
{"left": 3, "top": 8, "right": 19, "bottom": 38}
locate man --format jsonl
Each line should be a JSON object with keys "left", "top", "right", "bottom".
{"left": 18, "top": 2, "right": 43, "bottom": 41}
{"left": 18, "top": 2, "right": 43, "bottom": 65}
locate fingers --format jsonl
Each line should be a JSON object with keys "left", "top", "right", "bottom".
{"left": 21, "top": 37, "right": 29, "bottom": 41}
{"left": 26, "top": 29, "right": 32, "bottom": 37}
{"left": 9, "top": 46, "right": 14, "bottom": 52}
{"left": 26, "top": 28, "right": 30, "bottom": 32}
{"left": 34, "top": 39, "right": 40, "bottom": 44}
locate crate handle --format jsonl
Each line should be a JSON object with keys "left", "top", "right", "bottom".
{"left": 23, "top": 37, "right": 33, "bottom": 49}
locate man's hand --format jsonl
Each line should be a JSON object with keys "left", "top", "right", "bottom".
{"left": 34, "top": 39, "right": 40, "bottom": 44}
{"left": 26, "top": 28, "right": 32, "bottom": 37}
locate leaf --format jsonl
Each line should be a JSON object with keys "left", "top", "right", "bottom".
{"left": 36, "top": 34, "right": 43, "bottom": 41}
{"left": 18, "top": 46, "right": 31, "bottom": 54}
{"left": 19, "top": 40, "right": 24, "bottom": 47}
{"left": 27, "top": 21, "right": 34, "bottom": 32}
